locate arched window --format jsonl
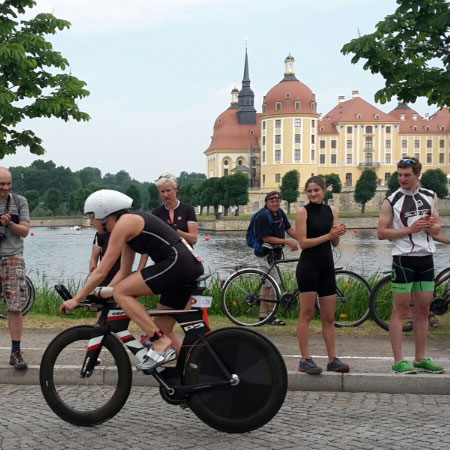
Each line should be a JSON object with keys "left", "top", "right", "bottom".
{"left": 276, "top": 102, "right": 282, "bottom": 111}
{"left": 295, "top": 101, "right": 301, "bottom": 110}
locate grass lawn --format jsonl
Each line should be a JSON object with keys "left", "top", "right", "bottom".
{"left": 3, "top": 312, "right": 450, "bottom": 340}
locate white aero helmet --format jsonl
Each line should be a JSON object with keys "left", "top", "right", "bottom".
{"left": 84, "top": 189, "right": 133, "bottom": 219}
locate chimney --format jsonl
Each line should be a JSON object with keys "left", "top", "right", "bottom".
{"left": 352, "top": 90, "right": 359, "bottom": 99}
{"left": 338, "top": 95, "right": 345, "bottom": 104}
{"left": 425, "top": 113, "right": 430, "bottom": 120}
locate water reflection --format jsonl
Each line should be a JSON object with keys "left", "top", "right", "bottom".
{"left": 24, "top": 227, "right": 450, "bottom": 287}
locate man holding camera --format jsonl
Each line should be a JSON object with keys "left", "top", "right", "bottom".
{"left": 0, "top": 168, "right": 30, "bottom": 370}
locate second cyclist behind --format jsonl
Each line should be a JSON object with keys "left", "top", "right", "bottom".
{"left": 295, "top": 176, "right": 349, "bottom": 375}
{"left": 60, "top": 189, "right": 204, "bottom": 372}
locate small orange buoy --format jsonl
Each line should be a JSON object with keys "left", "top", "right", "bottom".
{"left": 31, "top": 232, "right": 35, "bottom": 236}
{"left": 354, "top": 229, "right": 358, "bottom": 234}
{"left": 205, "top": 236, "right": 210, "bottom": 241}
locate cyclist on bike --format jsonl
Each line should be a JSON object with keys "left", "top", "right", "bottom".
{"left": 60, "top": 189, "right": 204, "bottom": 371}
{"left": 378, "top": 157, "right": 444, "bottom": 374}
{"left": 295, "top": 176, "right": 349, "bottom": 375}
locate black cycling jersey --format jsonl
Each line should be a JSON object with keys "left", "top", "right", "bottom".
{"left": 126, "top": 211, "right": 204, "bottom": 309}
{"left": 152, "top": 201, "right": 197, "bottom": 233}
{"left": 127, "top": 211, "right": 181, "bottom": 261}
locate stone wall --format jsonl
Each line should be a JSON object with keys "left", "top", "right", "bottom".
{"left": 30, "top": 216, "right": 91, "bottom": 227}
{"left": 199, "top": 215, "right": 450, "bottom": 232}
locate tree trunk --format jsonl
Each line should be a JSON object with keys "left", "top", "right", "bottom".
{"left": 206, "top": 206, "right": 210, "bottom": 215}
{"left": 224, "top": 206, "right": 229, "bottom": 216}
{"left": 287, "top": 202, "right": 291, "bottom": 214}
{"left": 361, "top": 202, "right": 366, "bottom": 214}
{"left": 199, "top": 206, "right": 204, "bottom": 216}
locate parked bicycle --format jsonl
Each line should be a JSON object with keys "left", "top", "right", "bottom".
{"left": 221, "top": 245, "right": 371, "bottom": 328}
{"left": 40, "top": 276, "right": 287, "bottom": 433}
{"left": 0, "top": 275, "right": 35, "bottom": 319}
{"left": 369, "top": 264, "right": 450, "bottom": 331}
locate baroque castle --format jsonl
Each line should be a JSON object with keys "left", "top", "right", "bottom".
{"left": 204, "top": 51, "right": 450, "bottom": 200}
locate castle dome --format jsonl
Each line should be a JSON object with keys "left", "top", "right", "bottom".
{"left": 204, "top": 107, "right": 260, "bottom": 154}
{"left": 261, "top": 54, "right": 317, "bottom": 117}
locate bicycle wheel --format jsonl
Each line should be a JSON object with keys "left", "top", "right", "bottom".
{"left": 435, "top": 267, "right": 450, "bottom": 296}
{"left": 369, "top": 275, "right": 413, "bottom": 332}
{"left": 183, "top": 327, "right": 287, "bottom": 433}
{"left": 0, "top": 275, "right": 36, "bottom": 319}
{"left": 221, "top": 269, "right": 281, "bottom": 326}
{"left": 333, "top": 270, "right": 371, "bottom": 327}
{"left": 40, "top": 325, "right": 132, "bottom": 426}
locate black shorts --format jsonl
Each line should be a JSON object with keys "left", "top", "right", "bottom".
{"left": 141, "top": 241, "right": 204, "bottom": 309}
{"left": 392, "top": 255, "right": 434, "bottom": 293}
{"left": 296, "top": 261, "right": 336, "bottom": 297}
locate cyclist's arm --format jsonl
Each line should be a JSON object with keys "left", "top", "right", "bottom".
{"left": 89, "top": 245, "right": 101, "bottom": 272}
{"left": 426, "top": 194, "right": 441, "bottom": 237}
{"left": 433, "top": 233, "right": 450, "bottom": 245}
{"left": 177, "top": 221, "right": 198, "bottom": 245}
{"left": 137, "top": 253, "right": 149, "bottom": 271}
{"left": 71, "top": 215, "right": 143, "bottom": 304}
{"left": 108, "top": 245, "right": 136, "bottom": 286}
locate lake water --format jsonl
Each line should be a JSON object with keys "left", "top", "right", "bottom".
{"left": 23, "top": 226, "right": 450, "bottom": 287}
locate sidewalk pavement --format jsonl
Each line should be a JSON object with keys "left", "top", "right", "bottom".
{"left": 1, "top": 328, "right": 450, "bottom": 395}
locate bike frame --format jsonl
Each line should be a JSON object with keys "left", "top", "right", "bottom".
{"left": 79, "top": 300, "right": 235, "bottom": 398}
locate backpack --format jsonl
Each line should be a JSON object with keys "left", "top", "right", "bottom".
{"left": 246, "top": 208, "right": 273, "bottom": 256}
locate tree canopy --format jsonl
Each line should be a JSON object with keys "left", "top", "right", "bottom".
{"left": 354, "top": 169, "right": 378, "bottom": 213}
{"left": 420, "top": 168, "right": 449, "bottom": 198}
{"left": 280, "top": 170, "right": 299, "bottom": 214}
{"left": 341, "top": 0, "right": 450, "bottom": 107}
{"left": 0, "top": 0, "right": 90, "bottom": 157}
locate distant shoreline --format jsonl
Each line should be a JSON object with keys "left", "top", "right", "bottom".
{"left": 30, "top": 215, "right": 450, "bottom": 231}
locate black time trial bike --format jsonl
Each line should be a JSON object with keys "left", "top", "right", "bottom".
{"left": 39, "top": 276, "right": 288, "bottom": 433}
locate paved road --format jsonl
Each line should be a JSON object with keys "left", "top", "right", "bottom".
{"left": 1, "top": 384, "right": 450, "bottom": 449}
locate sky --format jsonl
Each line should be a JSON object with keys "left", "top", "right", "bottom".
{"left": 2, "top": 0, "right": 436, "bottom": 183}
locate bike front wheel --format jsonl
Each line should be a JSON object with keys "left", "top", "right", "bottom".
{"left": 40, "top": 325, "right": 132, "bottom": 426}
{"left": 221, "top": 269, "right": 281, "bottom": 326}
{"left": 183, "top": 327, "right": 287, "bottom": 433}
{"left": 369, "top": 275, "right": 413, "bottom": 332}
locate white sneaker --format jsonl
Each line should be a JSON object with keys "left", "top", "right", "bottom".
{"left": 136, "top": 347, "right": 176, "bottom": 371}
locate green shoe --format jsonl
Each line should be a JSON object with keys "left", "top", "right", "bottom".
{"left": 413, "top": 357, "right": 445, "bottom": 374}
{"left": 392, "top": 360, "right": 417, "bottom": 374}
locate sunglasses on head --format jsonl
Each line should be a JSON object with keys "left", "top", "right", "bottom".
{"left": 400, "top": 158, "right": 414, "bottom": 165}
{"left": 267, "top": 196, "right": 281, "bottom": 201}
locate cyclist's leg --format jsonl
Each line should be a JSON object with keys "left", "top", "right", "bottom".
{"left": 412, "top": 256, "right": 435, "bottom": 361}
{"left": 317, "top": 294, "right": 337, "bottom": 362}
{"left": 113, "top": 271, "right": 173, "bottom": 354}
{"left": 297, "top": 291, "right": 316, "bottom": 359}
{"left": 154, "top": 294, "right": 192, "bottom": 354}
{"left": 257, "top": 256, "right": 282, "bottom": 322}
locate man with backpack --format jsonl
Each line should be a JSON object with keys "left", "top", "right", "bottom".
{"left": 0, "top": 168, "right": 30, "bottom": 370}
{"left": 250, "top": 191, "right": 298, "bottom": 325}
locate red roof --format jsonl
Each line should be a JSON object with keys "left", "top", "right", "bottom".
{"left": 389, "top": 104, "right": 448, "bottom": 134}
{"left": 262, "top": 79, "right": 317, "bottom": 116}
{"left": 205, "top": 108, "right": 260, "bottom": 154}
